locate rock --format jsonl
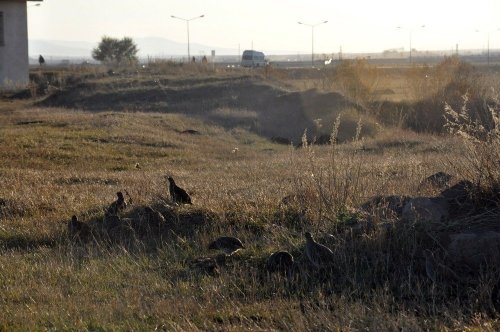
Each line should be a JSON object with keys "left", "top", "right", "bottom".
{"left": 267, "top": 251, "right": 294, "bottom": 274}
{"left": 419, "top": 172, "right": 453, "bottom": 190}
{"left": 270, "top": 136, "right": 292, "bottom": 145}
{"left": 360, "top": 195, "right": 410, "bottom": 219}
{"left": 109, "top": 223, "right": 137, "bottom": 246}
{"left": 402, "top": 197, "right": 449, "bottom": 223}
{"left": 134, "top": 206, "right": 167, "bottom": 235}
{"left": 440, "top": 180, "right": 475, "bottom": 217}
{"left": 448, "top": 231, "right": 500, "bottom": 268}
{"left": 314, "top": 134, "right": 331, "bottom": 145}
{"left": 180, "top": 129, "right": 200, "bottom": 135}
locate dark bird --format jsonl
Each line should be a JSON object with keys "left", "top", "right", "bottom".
{"left": 208, "top": 236, "right": 244, "bottom": 255}
{"left": 68, "top": 215, "right": 92, "bottom": 240}
{"left": 304, "top": 232, "right": 334, "bottom": 269}
{"left": 167, "top": 176, "right": 192, "bottom": 205}
{"left": 267, "top": 251, "right": 294, "bottom": 274}
{"left": 106, "top": 191, "right": 127, "bottom": 216}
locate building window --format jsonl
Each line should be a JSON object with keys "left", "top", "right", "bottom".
{"left": 0, "top": 12, "right": 4, "bottom": 46}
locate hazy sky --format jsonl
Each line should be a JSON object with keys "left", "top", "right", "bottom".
{"left": 27, "top": 0, "right": 500, "bottom": 54}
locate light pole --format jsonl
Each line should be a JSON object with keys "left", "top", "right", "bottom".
{"left": 171, "top": 14, "right": 205, "bottom": 61}
{"left": 298, "top": 20, "right": 328, "bottom": 67}
{"left": 397, "top": 25, "right": 425, "bottom": 64}
{"left": 475, "top": 28, "right": 500, "bottom": 68}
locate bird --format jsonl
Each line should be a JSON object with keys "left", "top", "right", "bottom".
{"left": 304, "top": 232, "right": 335, "bottom": 269}
{"left": 106, "top": 191, "right": 127, "bottom": 216}
{"left": 167, "top": 176, "right": 192, "bottom": 205}
{"left": 208, "top": 236, "right": 244, "bottom": 255}
{"left": 267, "top": 251, "right": 294, "bottom": 274}
{"left": 68, "top": 215, "right": 92, "bottom": 241}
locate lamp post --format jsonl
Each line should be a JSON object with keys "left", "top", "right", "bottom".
{"left": 171, "top": 14, "right": 205, "bottom": 61}
{"left": 298, "top": 20, "right": 328, "bottom": 67}
{"left": 397, "top": 25, "right": 425, "bottom": 64}
{"left": 475, "top": 29, "right": 500, "bottom": 68}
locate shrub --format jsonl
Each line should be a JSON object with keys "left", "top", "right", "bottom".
{"left": 444, "top": 92, "right": 500, "bottom": 199}
{"left": 390, "top": 56, "right": 494, "bottom": 133}
{"left": 328, "top": 59, "right": 380, "bottom": 107}
{"left": 92, "top": 36, "right": 138, "bottom": 66}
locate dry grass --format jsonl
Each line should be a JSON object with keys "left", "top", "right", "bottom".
{"left": 0, "top": 64, "right": 499, "bottom": 330}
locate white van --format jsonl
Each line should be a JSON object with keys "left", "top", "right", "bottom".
{"left": 241, "top": 50, "right": 267, "bottom": 67}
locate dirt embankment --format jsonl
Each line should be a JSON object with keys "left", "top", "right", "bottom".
{"left": 39, "top": 75, "right": 366, "bottom": 143}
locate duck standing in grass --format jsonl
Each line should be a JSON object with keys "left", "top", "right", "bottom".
{"left": 208, "top": 236, "right": 244, "bottom": 256}
{"left": 167, "top": 176, "right": 192, "bottom": 205}
{"left": 304, "top": 232, "right": 334, "bottom": 269}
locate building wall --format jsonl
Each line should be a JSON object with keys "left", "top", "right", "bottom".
{"left": 0, "top": 1, "right": 28, "bottom": 88}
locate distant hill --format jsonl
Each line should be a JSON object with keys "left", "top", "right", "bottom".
{"left": 29, "top": 37, "right": 239, "bottom": 59}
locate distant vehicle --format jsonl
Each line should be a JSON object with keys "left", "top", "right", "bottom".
{"left": 241, "top": 50, "right": 267, "bottom": 67}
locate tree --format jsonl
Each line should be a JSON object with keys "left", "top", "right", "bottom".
{"left": 92, "top": 36, "right": 138, "bottom": 65}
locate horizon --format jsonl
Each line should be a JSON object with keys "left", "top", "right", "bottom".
{"left": 28, "top": 36, "right": 500, "bottom": 60}
{"left": 27, "top": 0, "right": 500, "bottom": 56}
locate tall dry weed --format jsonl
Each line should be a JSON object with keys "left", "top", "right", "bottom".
{"left": 444, "top": 92, "right": 500, "bottom": 197}
{"left": 289, "top": 116, "right": 368, "bottom": 228}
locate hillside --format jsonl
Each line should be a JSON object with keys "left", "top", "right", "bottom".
{"left": 0, "top": 64, "right": 499, "bottom": 330}
{"left": 37, "top": 73, "right": 368, "bottom": 144}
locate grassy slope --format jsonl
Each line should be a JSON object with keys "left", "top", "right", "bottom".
{"left": 0, "top": 79, "right": 497, "bottom": 330}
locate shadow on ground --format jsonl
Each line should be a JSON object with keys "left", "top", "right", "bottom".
{"left": 38, "top": 75, "right": 367, "bottom": 143}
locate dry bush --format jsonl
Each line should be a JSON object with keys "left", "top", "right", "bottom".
{"left": 144, "top": 59, "right": 229, "bottom": 77}
{"left": 444, "top": 92, "right": 500, "bottom": 198}
{"left": 403, "top": 56, "right": 494, "bottom": 133}
{"left": 327, "top": 59, "right": 381, "bottom": 107}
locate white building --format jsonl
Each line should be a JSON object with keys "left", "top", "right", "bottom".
{"left": 0, "top": 0, "right": 42, "bottom": 89}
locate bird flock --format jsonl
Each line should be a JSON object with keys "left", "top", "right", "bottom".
{"left": 68, "top": 174, "right": 451, "bottom": 283}
{"left": 67, "top": 175, "right": 338, "bottom": 277}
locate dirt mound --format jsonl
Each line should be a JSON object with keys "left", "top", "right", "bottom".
{"left": 38, "top": 75, "right": 366, "bottom": 143}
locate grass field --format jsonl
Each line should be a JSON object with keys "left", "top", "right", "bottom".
{"left": 0, "top": 58, "right": 499, "bottom": 330}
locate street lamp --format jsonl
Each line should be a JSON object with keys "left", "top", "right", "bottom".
{"left": 397, "top": 25, "right": 425, "bottom": 64}
{"left": 171, "top": 14, "right": 205, "bottom": 61}
{"left": 475, "top": 28, "right": 500, "bottom": 68}
{"left": 298, "top": 20, "right": 328, "bottom": 67}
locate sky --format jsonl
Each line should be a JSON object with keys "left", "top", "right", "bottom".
{"left": 27, "top": 0, "right": 500, "bottom": 55}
